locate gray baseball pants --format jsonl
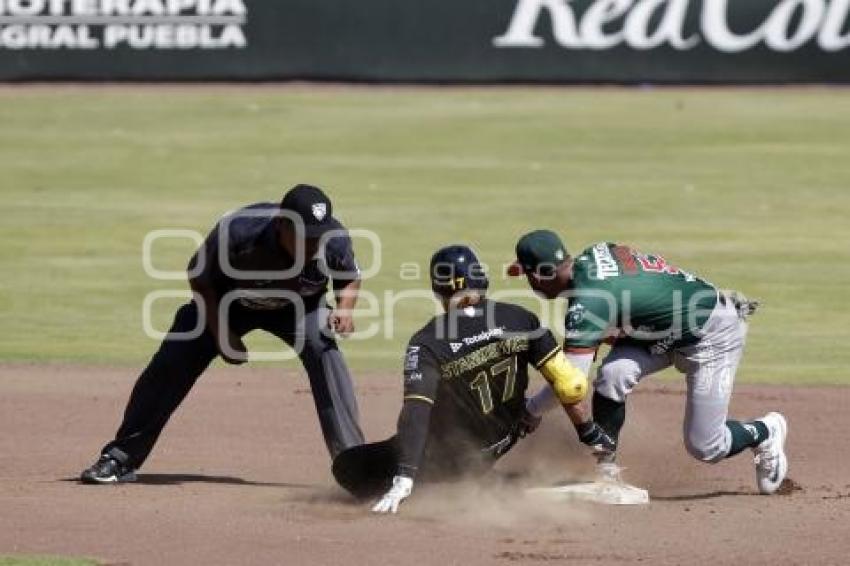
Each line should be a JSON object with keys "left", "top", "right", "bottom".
{"left": 594, "top": 297, "right": 747, "bottom": 463}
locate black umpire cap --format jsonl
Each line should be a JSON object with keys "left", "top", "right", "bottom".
{"left": 280, "top": 184, "right": 335, "bottom": 238}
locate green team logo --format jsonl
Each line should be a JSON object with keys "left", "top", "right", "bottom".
{"left": 566, "top": 303, "right": 586, "bottom": 329}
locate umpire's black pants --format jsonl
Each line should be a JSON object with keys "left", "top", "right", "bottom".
{"left": 102, "top": 300, "right": 365, "bottom": 469}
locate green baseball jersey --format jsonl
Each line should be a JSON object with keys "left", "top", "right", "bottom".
{"left": 564, "top": 242, "right": 718, "bottom": 354}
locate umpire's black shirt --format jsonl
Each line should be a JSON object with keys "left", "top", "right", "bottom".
{"left": 188, "top": 202, "right": 360, "bottom": 312}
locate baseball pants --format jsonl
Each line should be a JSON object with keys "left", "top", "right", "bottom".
{"left": 102, "top": 300, "right": 365, "bottom": 469}
{"left": 594, "top": 297, "right": 748, "bottom": 463}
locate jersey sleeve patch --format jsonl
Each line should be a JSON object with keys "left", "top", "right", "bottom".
{"left": 563, "top": 296, "right": 613, "bottom": 349}
{"left": 404, "top": 346, "right": 420, "bottom": 372}
{"left": 403, "top": 343, "right": 440, "bottom": 403}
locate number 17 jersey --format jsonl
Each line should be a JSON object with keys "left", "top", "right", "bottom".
{"left": 402, "top": 299, "right": 560, "bottom": 459}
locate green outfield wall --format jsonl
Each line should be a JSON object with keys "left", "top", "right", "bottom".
{"left": 0, "top": 0, "right": 848, "bottom": 82}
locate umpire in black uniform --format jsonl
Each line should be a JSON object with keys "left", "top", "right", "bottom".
{"left": 81, "top": 184, "right": 365, "bottom": 483}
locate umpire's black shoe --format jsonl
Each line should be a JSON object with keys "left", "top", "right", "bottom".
{"left": 80, "top": 449, "right": 137, "bottom": 484}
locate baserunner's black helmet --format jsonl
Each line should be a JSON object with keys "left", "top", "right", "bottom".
{"left": 430, "top": 245, "right": 489, "bottom": 298}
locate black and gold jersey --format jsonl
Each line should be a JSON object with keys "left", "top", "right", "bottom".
{"left": 398, "top": 299, "right": 559, "bottom": 478}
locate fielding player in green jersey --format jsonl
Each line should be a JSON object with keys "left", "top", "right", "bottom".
{"left": 508, "top": 230, "right": 789, "bottom": 495}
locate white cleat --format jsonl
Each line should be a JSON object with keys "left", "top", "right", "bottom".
{"left": 753, "top": 412, "right": 788, "bottom": 495}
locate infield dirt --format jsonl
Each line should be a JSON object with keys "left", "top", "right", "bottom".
{"left": 1, "top": 363, "right": 847, "bottom": 565}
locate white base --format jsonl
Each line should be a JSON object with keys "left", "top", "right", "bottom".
{"left": 526, "top": 481, "right": 650, "bottom": 506}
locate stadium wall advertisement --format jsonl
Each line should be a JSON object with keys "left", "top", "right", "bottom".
{"left": 0, "top": 0, "right": 848, "bottom": 82}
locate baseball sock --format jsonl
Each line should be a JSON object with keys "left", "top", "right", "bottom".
{"left": 725, "top": 419, "right": 770, "bottom": 458}
{"left": 592, "top": 391, "right": 626, "bottom": 444}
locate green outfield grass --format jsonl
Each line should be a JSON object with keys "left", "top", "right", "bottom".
{"left": 0, "top": 557, "right": 97, "bottom": 566}
{"left": 1, "top": 86, "right": 848, "bottom": 384}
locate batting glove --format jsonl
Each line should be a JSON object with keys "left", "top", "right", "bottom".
{"left": 516, "top": 402, "right": 543, "bottom": 438}
{"left": 371, "top": 475, "right": 414, "bottom": 514}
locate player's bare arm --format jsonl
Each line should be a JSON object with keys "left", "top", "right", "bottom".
{"left": 529, "top": 346, "right": 616, "bottom": 459}
{"left": 330, "top": 278, "right": 361, "bottom": 336}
